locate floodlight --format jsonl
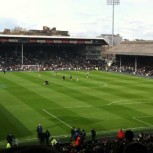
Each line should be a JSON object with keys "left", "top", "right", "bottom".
{"left": 107, "top": 0, "right": 120, "bottom": 5}
{"left": 107, "top": 0, "right": 120, "bottom": 46}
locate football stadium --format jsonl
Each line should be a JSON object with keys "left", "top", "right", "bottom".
{"left": 0, "top": 32, "right": 153, "bottom": 153}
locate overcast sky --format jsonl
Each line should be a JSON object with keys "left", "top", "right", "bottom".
{"left": 0, "top": 0, "right": 153, "bottom": 40}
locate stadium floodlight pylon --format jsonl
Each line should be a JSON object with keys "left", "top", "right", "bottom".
{"left": 107, "top": 0, "right": 120, "bottom": 46}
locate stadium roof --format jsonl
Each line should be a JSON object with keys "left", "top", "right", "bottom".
{"left": 0, "top": 34, "right": 108, "bottom": 45}
{"left": 0, "top": 34, "right": 105, "bottom": 40}
{"left": 106, "top": 41, "right": 153, "bottom": 56}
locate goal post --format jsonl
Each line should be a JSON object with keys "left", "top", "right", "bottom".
{"left": 21, "top": 65, "right": 40, "bottom": 72}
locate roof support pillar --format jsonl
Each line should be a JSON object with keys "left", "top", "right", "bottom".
{"left": 119, "top": 55, "right": 122, "bottom": 69}
{"left": 21, "top": 43, "right": 23, "bottom": 65}
{"left": 135, "top": 56, "right": 137, "bottom": 73}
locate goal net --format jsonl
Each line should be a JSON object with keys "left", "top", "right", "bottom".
{"left": 21, "top": 65, "right": 40, "bottom": 72}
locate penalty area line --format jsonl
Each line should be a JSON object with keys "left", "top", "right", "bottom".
{"left": 107, "top": 98, "right": 153, "bottom": 106}
{"left": 42, "top": 109, "right": 72, "bottom": 129}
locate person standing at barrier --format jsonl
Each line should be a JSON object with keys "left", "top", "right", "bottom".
{"left": 6, "top": 133, "right": 15, "bottom": 147}
{"left": 118, "top": 129, "right": 124, "bottom": 141}
{"left": 6, "top": 142, "right": 11, "bottom": 149}
{"left": 81, "top": 129, "right": 86, "bottom": 142}
{"left": 91, "top": 128, "right": 96, "bottom": 141}
{"left": 45, "top": 129, "right": 50, "bottom": 145}
{"left": 70, "top": 126, "right": 76, "bottom": 141}
{"left": 51, "top": 137, "right": 57, "bottom": 146}
{"left": 37, "top": 124, "right": 43, "bottom": 141}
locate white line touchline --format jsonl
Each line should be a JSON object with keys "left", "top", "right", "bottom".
{"left": 98, "top": 125, "right": 153, "bottom": 134}
{"left": 42, "top": 109, "right": 72, "bottom": 129}
{"left": 132, "top": 117, "right": 152, "bottom": 126}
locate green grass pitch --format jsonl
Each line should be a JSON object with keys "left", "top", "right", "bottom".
{"left": 0, "top": 70, "right": 153, "bottom": 144}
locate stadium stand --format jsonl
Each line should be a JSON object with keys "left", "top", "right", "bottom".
{"left": 1, "top": 45, "right": 153, "bottom": 77}
{"left": 105, "top": 41, "right": 153, "bottom": 77}
{"left": 0, "top": 49, "right": 106, "bottom": 71}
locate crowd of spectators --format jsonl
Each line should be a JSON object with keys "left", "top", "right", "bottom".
{"left": 2, "top": 129, "right": 153, "bottom": 153}
{"left": 107, "top": 55, "right": 153, "bottom": 77}
{"left": 108, "top": 64, "right": 153, "bottom": 77}
{"left": 48, "top": 129, "right": 153, "bottom": 153}
{"left": 1, "top": 49, "right": 153, "bottom": 78}
{"left": 0, "top": 49, "right": 105, "bottom": 72}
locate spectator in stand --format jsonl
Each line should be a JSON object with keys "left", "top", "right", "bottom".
{"left": 81, "top": 129, "right": 86, "bottom": 142}
{"left": 123, "top": 142, "right": 148, "bottom": 153}
{"left": 73, "top": 128, "right": 80, "bottom": 141}
{"left": 0, "top": 145, "right": 57, "bottom": 153}
{"left": 91, "top": 128, "right": 96, "bottom": 141}
{"left": 75, "top": 135, "right": 81, "bottom": 147}
{"left": 124, "top": 130, "right": 134, "bottom": 144}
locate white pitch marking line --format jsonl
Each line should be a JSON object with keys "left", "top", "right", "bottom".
{"left": 107, "top": 99, "right": 153, "bottom": 106}
{"left": 132, "top": 117, "right": 152, "bottom": 126}
{"left": 42, "top": 109, "right": 72, "bottom": 129}
{"left": 45, "top": 99, "right": 153, "bottom": 110}
{"left": 99, "top": 82, "right": 107, "bottom": 87}
{"left": 136, "top": 116, "right": 153, "bottom": 119}
{"left": 93, "top": 82, "right": 107, "bottom": 88}
{"left": 107, "top": 99, "right": 128, "bottom": 105}
{"left": 97, "top": 125, "right": 153, "bottom": 134}
{"left": 47, "top": 105, "right": 106, "bottom": 110}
